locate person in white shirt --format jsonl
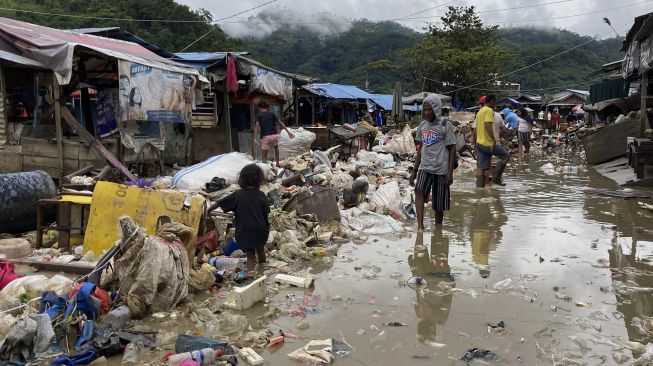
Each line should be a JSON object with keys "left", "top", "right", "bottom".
{"left": 516, "top": 109, "right": 532, "bottom": 154}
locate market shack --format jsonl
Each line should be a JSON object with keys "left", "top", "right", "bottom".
{"left": 0, "top": 17, "right": 206, "bottom": 181}
{"left": 171, "top": 52, "right": 317, "bottom": 160}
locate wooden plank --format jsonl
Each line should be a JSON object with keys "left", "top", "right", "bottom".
{"left": 0, "top": 64, "right": 6, "bottom": 146}
{"left": 593, "top": 157, "right": 638, "bottom": 186}
{"left": 642, "top": 71, "right": 648, "bottom": 138}
{"left": 581, "top": 121, "right": 641, "bottom": 164}
{"left": 21, "top": 137, "right": 80, "bottom": 159}
{"left": 13, "top": 259, "right": 94, "bottom": 275}
{"left": 60, "top": 107, "right": 136, "bottom": 181}
{"left": 22, "top": 155, "right": 79, "bottom": 172}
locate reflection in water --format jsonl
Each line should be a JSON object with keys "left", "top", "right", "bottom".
{"left": 609, "top": 234, "right": 653, "bottom": 346}
{"left": 581, "top": 171, "right": 653, "bottom": 347}
{"left": 470, "top": 191, "right": 506, "bottom": 279}
{"left": 408, "top": 230, "right": 452, "bottom": 342}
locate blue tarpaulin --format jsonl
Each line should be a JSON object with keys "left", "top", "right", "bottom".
{"left": 172, "top": 52, "right": 249, "bottom": 70}
{"left": 496, "top": 97, "right": 522, "bottom": 107}
{"left": 369, "top": 94, "right": 394, "bottom": 110}
{"left": 303, "top": 83, "right": 375, "bottom": 100}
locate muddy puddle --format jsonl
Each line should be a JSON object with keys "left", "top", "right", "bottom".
{"left": 108, "top": 150, "right": 653, "bottom": 365}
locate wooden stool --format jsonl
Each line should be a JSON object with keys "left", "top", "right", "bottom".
{"left": 36, "top": 195, "right": 92, "bottom": 250}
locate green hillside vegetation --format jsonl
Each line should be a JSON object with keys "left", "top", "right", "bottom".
{"left": 498, "top": 27, "right": 623, "bottom": 93}
{"left": 245, "top": 21, "right": 421, "bottom": 93}
{"left": 0, "top": 0, "right": 242, "bottom": 53}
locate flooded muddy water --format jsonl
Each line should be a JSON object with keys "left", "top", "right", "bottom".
{"left": 257, "top": 150, "right": 653, "bottom": 365}
{"left": 109, "top": 150, "right": 653, "bottom": 365}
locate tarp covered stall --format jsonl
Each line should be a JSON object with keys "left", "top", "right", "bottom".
{"left": 369, "top": 94, "right": 393, "bottom": 111}
{"left": 300, "top": 83, "right": 375, "bottom": 125}
{"left": 302, "top": 83, "right": 375, "bottom": 100}
{"left": 0, "top": 17, "right": 204, "bottom": 86}
{"left": 402, "top": 92, "right": 452, "bottom": 107}
{"left": 0, "top": 17, "right": 208, "bottom": 176}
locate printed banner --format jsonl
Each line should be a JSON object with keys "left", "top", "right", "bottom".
{"left": 96, "top": 89, "right": 118, "bottom": 137}
{"left": 118, "top": 61, "right": 196, "bottom": 123}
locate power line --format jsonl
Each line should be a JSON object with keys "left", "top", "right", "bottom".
{"left": 178, "top": 0, "right": 279, "bottom": 52}
{"left": 401, "top": 0, "right": 573, "bottom": 20}
{"left": 0, "top": 7, "right": 209, "bottom": 23}
{"left": 422, "top": 75, "right": 606, "bottom": 94}
{"left": 443, "top": 23, "right": 630, "bottom": 95}
{"left": 0, "top": 0, "right": 281, "bottom": 26}
{"left": 402, "top": 0, "right": 653, "bottom": 24}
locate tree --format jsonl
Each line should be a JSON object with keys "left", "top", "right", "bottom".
{"left": 402, "top": 6, "right": 509, "bottom": 103}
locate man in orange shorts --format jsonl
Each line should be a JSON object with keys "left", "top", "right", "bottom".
{"left": 254, "top": 100, "right": 294, "bottom": 167}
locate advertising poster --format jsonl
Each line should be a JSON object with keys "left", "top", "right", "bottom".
{"left": 118, "top": 61, "right": 196, "bottom": 123}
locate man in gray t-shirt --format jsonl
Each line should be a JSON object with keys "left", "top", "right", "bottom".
{"left": 409, "top": 94, "right": 456, "bottom": 230}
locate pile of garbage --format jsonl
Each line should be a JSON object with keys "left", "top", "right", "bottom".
{"left": 0, "top": 125, "right": 435, "bottom": 364}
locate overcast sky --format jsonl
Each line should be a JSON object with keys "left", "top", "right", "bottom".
{"left": 178, "top": 0, "right": 651, "bottom": 39}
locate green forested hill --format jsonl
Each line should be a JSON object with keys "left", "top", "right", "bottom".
{"left": 497, "top": 28, "right": 623, "bottom": 93}
{"left": 245, "top": 21, "right": 422, "bottom": 93}
{"left": 0, "top": 1, "right": 623, "bottom": 97}
{"left": 246, "top": 24, "right": 623, "bottom": 95}
{"left": 0, "top": 0, "right": 242, "bottom": 53}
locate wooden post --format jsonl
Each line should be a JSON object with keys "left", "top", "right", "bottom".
{"left": 53, "top": 75, "right": 64, "bottom": 182}
{"left": 60, "top": 107, "right": 136, "bottom": 181}
{"left": 642, "top": 71, "right": 648, "bottom": 137}
{"left": 250, "top": 103, "right": 256, "bottom": 158}
{"left": 293, "top": 87, "right": 299, "bottom": 126}
{"left": 309, "top": 97, "right": 315, "bottom": 125}
{"left": 77, "top": 58, "right": 96, "bottom": 136}
{"left": 0, "top": 63, "right": 6, "bottom": 147}
{"left": 222, "top": 89, "right": 232, "bottom": 152}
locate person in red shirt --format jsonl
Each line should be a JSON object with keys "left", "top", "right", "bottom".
{"left": 550, "top": 109, "right": 561, "bottom": 131}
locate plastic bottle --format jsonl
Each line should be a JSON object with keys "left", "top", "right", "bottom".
{"left": 122, "top": 342, "right": 140, "bottom": 365}
{"left": 310, "top": 248, "right": 326, "bottom": 258}
{"left": 103, "top": 305, "right": 132, "bottom": 330}
{"left": 207, "top": 257, "right": 245, "bottom": 270}
{"left": 167, "top": 348, "right": 222, "bottom": 366}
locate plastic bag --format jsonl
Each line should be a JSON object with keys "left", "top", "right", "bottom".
{"left": 634, "top": 343, "right": 653, "bottom": 365}
{"left": 372, "top": 125, "right": 416, "bottom": 156}
{"left": 0, "top": 275, "right": 72, "bottom": 311}
{"left": 173, "top": 153, "right": 271, "bottom": 190}
{"left": 370, "top": 181, "right": 402, "bottom": 211}
{"left": 541, "top": 163, "right": 556, "bottom": 176}
{"left": 279, "top": 128, "right": 316, "bottom": 160}
{"left": 330, "top": 173, "right": 354, "bottom": 191}
{"left": 355, "top": 150, "right": 394, "bottom": 166}
{"left": 341, "top": 208, "right": 402, "bottom": 234}
{"left": 492, "top": 278, "right": 514, "bottom": 290}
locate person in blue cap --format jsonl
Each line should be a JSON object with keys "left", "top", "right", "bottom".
{"left": 501, "top": 107, "right": 519, "bottom": 142}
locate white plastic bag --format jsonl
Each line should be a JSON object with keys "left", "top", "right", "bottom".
{"left": 172, "top": 153, "right": 271, "bottom": 190}
{"left": 0, "top": 275, "right": 72, "bottom": 311}
{"left": 356, "top": 150, "right": 394, "bottom": 166}
{"left": 370, "top": 181, "right": 402, "bottom": 211}
{"left": 372, "top": 125, "right": 416, "bottom": 156}
{"left": 279, "top": 128, "right": 316, "bottom": 160}
{"left": 330, "top": 172, "right": 354, "bottom": 191}
{"left": 341, "top": 207, "right": 402, "bottom": 234}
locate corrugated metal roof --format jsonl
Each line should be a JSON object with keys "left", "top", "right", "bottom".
{"left": 369, "top": 94, "right": 394, "bottom": 110}
{"left": 302, "top": 83, "right": 375, "bottom": 100}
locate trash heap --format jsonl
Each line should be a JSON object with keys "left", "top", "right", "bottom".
{"left": 0, "top": 125, "right": 433, "bottom": 365}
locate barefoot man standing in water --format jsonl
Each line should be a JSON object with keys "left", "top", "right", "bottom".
{"left": 409, "top": 94, "right": 457, "bottom": 230}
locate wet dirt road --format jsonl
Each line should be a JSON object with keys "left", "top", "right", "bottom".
{"left": 256, "top": 150, "right": 653, "bottom": 365}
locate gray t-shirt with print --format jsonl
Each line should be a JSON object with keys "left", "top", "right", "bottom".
{"left": 415, "top": 118, "right": 456, "bottom": 175}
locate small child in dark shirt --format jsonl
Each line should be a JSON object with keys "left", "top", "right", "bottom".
{"left": 208, "top": 164, "right": 270, "bottom": 272}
